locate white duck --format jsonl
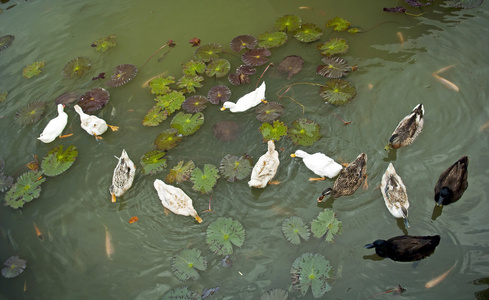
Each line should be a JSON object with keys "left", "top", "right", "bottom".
{"left": 109, "top": 149, "right": 136, "bottom": 202}
{"left": 221, "top": 81, "right": 266, "bottom": 112}
{"left": 37, "top": 104, "right": 68, "bottom": 143}
{"left": 290, "top": 149, "right": 342, "bottom": 181}
{"left": 248, "top": 140, "right": 280, "bottom": 188}
{"left": 74, "top": 104, "right": 118, "bottom": 139}
{"left": 153, "top": 179, "right": 202, "bottom": 223}
{"left": 380, "top": 163, "right": 410, "bottom": 228}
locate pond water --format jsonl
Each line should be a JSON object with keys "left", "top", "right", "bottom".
{"left": 1, "top": 0, "right": 489, "bottom": 299}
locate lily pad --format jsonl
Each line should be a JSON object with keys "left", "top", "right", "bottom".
{"left": 257, "top": 31, "right": 288, "bottom": 48}
{"left": 15, "top": 100, "right": 47, "bottom": 125}
{"left": 194, "top": 43, "right": 224, "bottom": 62}
{"left": 282, "top": 216, "right": 310, "bottom": 245}
{"left": 155, "top": 90, "right": 185, "bottom": 115}
{"left": 294, "top": 23, "right": 323, "bottom": 42}
{"left": 206, "top": 217, "right": 245, "bottom": 255}
{"left": 154, "top": 128, "right": 183, "bottom": 151}
{"left": 161, "top": 287, "right": 199, "bottom": 300}
{"left": 317, "top": 38, "right": 349, "bottom": 57}
{"left": 106, "top": 64, "right": 138, "bottom": 87}
{"left": 182, "top": 95, "right": 208, "bottom": 113}
{"left": 242, "top": 48, "right": 271, "bottom": 67}
{"left": 177, "top": 75, "right": 204, "bottom": 93}
{"left": 213, "top": 121, "right": 240, "bottom": 142}
{"left": 207, "top": 85, "right": 231, "bottom": 104}
{"left": 1, "top": 256, "right": 26, "bottom": 278}
{"left": 140, "top": 150, "right": 167, "bottom": 175}
{"left": 260, "top": 289, "right": 289, "bottom": 300}
{"left": 4, "top": 171, "right": 45, "bottom": 209}
{"left": 446, "top": 0, "right": 483, "bottom": 8}
{"left": 77, "top": 87, "right": 110, "bottom": 113}
{"left": 290, "top": 252, "right": 334, "bottom": 298}
{"left": 277, "top": 55, "right": 304, "bottom": 79}
{"left": 91, "top": 34, "right": 116, "bottom": 52}
{"left": 0, "top": 172, "right": 13, "bottom": 193}
{"left": 23, "top": 61, "right": 45, "bottom": 78}
{"left": 183, "top": 60, "right": 206, "bottom": 76}
{"left": 170, "top": 112, "right": 204, "bottom": 136}
{"left": 149, "top": 75, "right": 175, "bottom": 95}
{"left": 142, "top": 105, "right": 168, "bottom": 127}
{"left": 274, "top": 15, "right": 302, "bottom": 32}
{"left": 205, "top": 58, "right": 231, "bottom": 78}
{"left": 0, "top": 35, "right": 14, "bottom": 51}
{"left": 326, "top": 17, "right": 351, "bottom": 31}
{"left": 191, "top": 164, "right": 220, "bottom": 194}
{"left": 259, "top": 120, "right": 288, "bottom": 141}
{"left": 255, "top": 102, "right": 284, "bottom": 122}
{"left": 288, "top": 118, "right": 321, "bottom": 146}
{"left": 41, "top": 145, "right": 78, "bottom": 177}
{"left": 230, "top": 35, "right": 258, "bottom": 52}
{"left": 166, "top": 160, "right": 195, "bottom": 183}
{"left": 228, "top": 65, "right": 257, "bottom": 86}
{"left": 0, "top": 92, "right": 7, "bottom": 103}
{"left": 171, "top": 248, "right": 207, "bottom": 281}
{"left": 316, "top": 56, "right": 350, "bottom": 78}
{"left": 219, "top": 154, "right": 253, "bottom": 182}
{"left": 311, "top": 209, "right": 342, "bottom": 242}
{"left": 55, "top": 91, "right": 81, "bottom": 106}
{"left": 319, "top": 79, "right": 357, "bottom": 105}
{"left": 63, "top": 57, "right": 92, "bottom": 79}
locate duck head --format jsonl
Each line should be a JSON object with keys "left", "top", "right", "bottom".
{"left": 436, "top": 187, "right": 453, "bottom": 207}
{"left": 317, "top": 187, "right": 333, "bottom": 202}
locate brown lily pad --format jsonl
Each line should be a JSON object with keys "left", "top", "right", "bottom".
{"left": 207, "top": 85, "right": 231, "bottom": 104}
{"left": 106, "top": 64, "right": 138, "bottom": 87}
{"left": 278, "top": 55, "right": 304, "bottom": 79}
{"left": 77, "top": 87, "right": 110, "bottom": 113}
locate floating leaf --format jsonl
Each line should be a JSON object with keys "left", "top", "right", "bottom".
{"left": 183, "top": 60, "right": 206, "bottom": 76}
{"left": 288, "top": 118, "right": 321, "bottom": 146}
{"left": 41, "top": 145, "right": 78, "bottom": 177}
{"left": 206, "top": 217, "right": 245, "bottom": 255}
{"left": 319, "top": 79, "right": 357, "bottom": 105}
{"left": 142, "top": 105, "right": 168, "bottom": 126}
{"left": 106, "top": 64, "right": 138, "bottom": 87}
{"left": 213, "top": 121, "right": 240, "bottom": 142}
{"left": 316, "top": 56, "right": 350, "bottom": 78}
{"left": 0, "top": 172, "right": 13, "bottom": 192}
{"left": 154, "top": 128, "right": 183, "bottom": 151}
{"left": 242, "top": 48, "right": 271, "bottom": 67}
{"left": 166, "top": 160, "right": 195, "bottom": 183}
{"left": 326, "top": 17, "right": 351, "bottom": 31}
{"left": 177, "top": 75, "right": 204, "bottom": 93}
{"left": 182, "top": 95, "right": 208, "bottom": 113}
{"left": 290, "top": 252, "right": 334, "bottom": 298}
{"left": 129, "top": 216, "right": 138, "bottom": 224}
{"left": 257, "top": 31, "right": 288, "bottom": 48}
{"left": 294, "top": 23, "right": 323, "bottom": 42}
{"left": 55, "top": 91, "right": 81, "bottom": 106}
{"left": 194, "top": 43, "right": 224, "bottom": 62}
{"left": 170, "top": 112, "right": 204, "bottom": 136}
{"left": 282, "top": 216, "right": 310, "bottom": 245}
{"left": 191, "top": 164, "right": 220, "bottom": 194}
{"left": 4, "top": 171, "right": 45, "bottom": 209}
{"left": 156, "top": 90, "right": 185, "bottom": 115}
{"left": 230, "top": 35, "right": 258, "bottom": 52}
{"left": 446, "top": 0, "right": 483, "bottom": 8}
{"left": 255, "top": 102, "right": 284, "bottom": 122}
{"left": 0, "top": 35, "right": 14, "bottom": 51}
{"left": 77, "top": 87, "right": 110, "bottom": 113}
{"left": 317, "top": 38, "right": 349, "bottom": 57}
{"left": 15, "top": 100, "right": 47, "bottom": 125}
{"left": 311, "top": 209, "right": 342, "bottom": 242}
{"left": 23, "top": 61, "right": 45, "bottom": 78}
{"left": 172, "top": 248, "right": 207, "bottom": 281}
{"left": 260, "top": 289, "right": 289, "bottom": 300}
{"left": 91, "top": 34, "right": 116, "bottom": 52}
{"left": 0, "top": 92, "right": 7, "bottom": 103}
{"left": 1, "top": 256, "right": 26, "bottom": 278}
{"left": 140, "top": 150, "right": 167, "bottom": 175}
{"left": 63, "top": 57, "right": 92, "bottom": 79}
{"left": 277, "top": 55, "right": 304, "bottom": 79}
{"left": 207, "top": 85, "right": 231, "bottom": 104}
{"left": 189, "top": 37, "right": 201, "bottom": 47}
{"left": 228, "top": 65, "right": 257, "bottom": 86}
{"left": 219, "top": 154, "right": 253, "bottom": 182}
{"left": 149, "top": 75, "right": 175, "bottom": 95}
{"left": 274, "top": 15, "right": 302, "bottom": 32}
{"left": 259, "top": 120, "right": 288, "bottom": 141}
{"left": 161, "top": 286, "right": 199, "bottom": 300}
{"left": 205, "top": 58, "right": 231, "bottom": 78}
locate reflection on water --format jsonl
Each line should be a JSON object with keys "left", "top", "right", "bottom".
{"left": 1, "top": 0, "right": 489, "bottom": 299}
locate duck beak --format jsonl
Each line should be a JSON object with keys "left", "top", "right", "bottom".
{"left": 220, "top": 107, "right": 226, "bottom": 111}
{"left": 364, "top": 243, "right": 375, "bottom": 249}
{"left": 111, "top": 193, "right": 117, "bottom": 203}
{"left": 194, "top": 215, "right": 203, "bottom": 223}
{"left": 290, "top": 153, "right": 296, "bottom": 157}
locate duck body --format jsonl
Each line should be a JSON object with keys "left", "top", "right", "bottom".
{"left": 381, "top": 163, "right": 410, "bottom": 227}
{"left": 37, "top": 104, "right": 68, "bottom": 143}
{"left": 318, "top": 152, "right": 367, "bottom": 201}
{"left": 221, "top": 81, "right": 266, "bottom": 112}
{"left": 386, "top": 103, "right": 424, "bottom": 150}
{"left": 434, "top": 156, "right": 468, "bottom": 206}
{"left": 109, "top": 149, "right": 136, "bottom": 202}
{"left": 364, "top": 235, "right": 440, "bottom": 262}
{"left": 291, "top": 150, "right": 342, "bottom": 179}
{"left": 154, "top": 179, "right": 202, "bottom": 223}
{"left": 74, "top": 104, "right": 108, "bottom": 137}
{"left": 248, "top": 140, "right": 280, "bottom": 188}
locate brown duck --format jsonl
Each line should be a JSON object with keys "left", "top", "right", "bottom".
{"left": 434, "top": 156, "right": 468, "bottom": 206}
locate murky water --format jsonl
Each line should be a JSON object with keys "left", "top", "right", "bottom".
{"left": 1, "top": 0, "right": 489, "bottom": 299}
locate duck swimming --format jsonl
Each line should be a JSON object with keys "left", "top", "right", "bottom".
{"left": 385, "top": 103, "right": 424, "bottom": 150}
{"left": 364, "top": 235, "right": 440, "bottom": 262}
{"left": 74, "top": 104, "right": 118, "bottom": 139}
{"left": 248, "top": 140, "right": 280, "bottom": 188}
{"left": 109, "top": 149, "right": 136, "bottom": 202}
{"left": 154, "top": 179, "right": 202, "bottom": 223}
{"left": 381, "top": 163, "right": 410, "bottom": 228}
{"left": 37, "top": 104, "right": 68, "bottom": 143}
{"left": 291, "top": 149, "right": 342, "bottom": 181}
{"left": 434, "top": 156, "right": 468, "bottom": 206}
{"left": 221, "top": 81, "right": 266, "bottom": 112}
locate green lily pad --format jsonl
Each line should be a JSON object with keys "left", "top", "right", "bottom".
{"left": 294, "top": 23, "right": 323, "bottom": 42}
{"left": 230, "top": 35, "right": 258, "bottom": 52}
{"left": 41, "top": 145, "right": 78, "bottom": 177}
{"left": 155, "top": 90, "right": 185, "bottom": 115}
{"left": 154, "top": 128, "right": 183, "bottom": 151}
{"left": 311, "top": 209, "right": 342, "bottom": 242}
{"left": 0, "top": 172, "right": 13, "bottom": 192}
{"left": 316, "top": 56, "right": 350, "bottom": 78}
{"left": 282, "top": 216, "right": 310, "bottom": 245}
{"left": 290, "top": 252, "right": 334, "bottom": 298}
{"left": 259, "top": 120, "right": 288, "bottom": 142}
{"left": 4, "top": 171, "right": 45, "bottom": 209}
{"left": 317, "top": 38, "right": 349, "bottom": 56}
{"left": 219, "top": 154, "right": 253, "bottom": 182}
{"left": 260, "top": 289, "right": 289, "bottom": 300}
{"left": 183, "top": 60, "right": 206, "bottom": 76}
{"left": 194, "top": 43, "right": 224, "bottom": 62}
{"left": 170, "top": 112, "right": 204, "bottom": 136}
{"left": 326, "top": 17, "right": 351, "bottom": 31}
{"left": 191, "top": 164, "right": 220, "bottom": 194}
{"left": 149, "top": 75, "right": 175, "bottom": 95}
{"left": 63, "top": 57, "right": 92, "bottom": 79}
{"left": 319, "top": 79, "right": 357, "bottom": 105}
{"left": 288, "top": 118, "right": 321, "bottom": 146}
{"left": 255, "top": 102, "right": 284, "bottom": 122}
{"left": 1, "top": 256, "right": 26, "bottom": 278}
{"left": 23, "top": 61, "right": 45, "bottom": 78}
{"left": 242, "top": 48, "right": 271, "bottom": 67}
{"left": 274, "top": 15, "right": 302, "bottom": 32}
{"left": 15, "top": 100, "right": 47, "bottom": 125}
{"left": 140, "top": 150, "right": 167, "bottom": 175}
{"left": 91, "top": 34, "right": 116, "bottom": 52}
{"left": 257, "top": 31, "right": 288, "bottom": 48}
{"left": 177, "top": 75, "right": 204, "bottom": 93}
{"left": 206, "top": 217, "right": 245, "bottom": 255}
{"left": 142, "top": 105, "right": 168, "bottom": 127}
{"left": 0, "top": 92, "right": 7, "bottom": 103}
{"left": 161, "top": 286, "right": 199, "bottom": 300}
{"left": 206, "top": 58, "right": 231, "bottom": 78}
{"left": 166, "top": 160, "right": 195, "bottom": 183}
{"left": 171, "top": 248, "right": 207, "bottom": 281}
{"left": 182, "top": 95, "right": 208, "bottom": 113}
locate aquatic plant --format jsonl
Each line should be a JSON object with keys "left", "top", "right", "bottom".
{"left": 91, "top": 34, "right": 116, "bottom": 52}
{"left": 106, "top": 64, "right": 138, "bottom": 87}
{"left": 4, "top": 171, "right": 45, "bottom": 209}
{"left": 255, "top": 102, "right": 284, "bottom": 122}
{"left": 316, "top": 56, "right": 351, "bottom": 78}
{"left": 317, "top": 38, "right": 349, "bottom": 56}
{"left": 277, "top": 55, "right": 304, "bottom": 79}
{"left": 165, "top": 160, "right": 195, "bottom": 183}
{"left": 446, "top": 0, "right": 484, "bottom": 8}
{"left": 77, "top": 87, "right": 110, "bottom": 113}
{"left": 170, "top": 112, "right": 204, "bottom": 136}
{"left": 190, "top": 164, "right": 219, "bottom": 194}
{"left": 55, "top": 91, "right": 81, "bottom": 106}
{"left": 140, "top": 150, "right": 167, "bottom": 175}
{"left": 142, "top": 106, "right": 168, "bottom": 126}
{"left": 205, "top": 58, "right": 231, "bottom": 78}
{"left": 212, "top": 121, "right": 240, "bottom": 142}
{"left": 282, "top": 216, "right": 310, "bottom": 245}
{"left": 311, "top": 209, "right": 342, "bottom": 242}
{"left": 148, "top": 75, "right": 175, "bottom": 95}
{"left": 63, "top": 57, "right": 92, "bottom": 79}
{"left": 161, "top": 286, "right": 199, "bottom": 300}
{"left": 194, "top": 43, "right": 224, "bottom": 62}
{"left": 1, "top": 256, "right": 26, "bottom": 278}
{"left": 290, "top": 252, "right": 334, "bottom": 298}
{"left": 171, "top": 248, "right": 207, "bottom": 281}
{"left": 228, "top": 65, "right": 257, "bottom": 85}
{"left": 0, "top": 92, "right": 7, "bottom": 103}
{"left": 274, "top": 15, "right": 302, "bottom": 32}
{"left": 260, "top": 289, "right": 290, "bottom": 300}
{"left": 287, "top": 118, "right": 321, "bottom": 146}
{"left": 154, "top": 128, "right": 182, "bottom": 151}
{"left": 259, "top": 120, "right": 288, "bottom": 141}
{"left": 219, "top": 154, "right": 253, "bottom": 182}
{"left": 319, "top": 79, "right": 357, "bottom": 105}
{"left": 206, "top": 217, "right": 245, "bottom": 255}
{"left": 23, "top": 61, "right": 45, "bottom": 78}
{"left": 242, "top": 48, "right": 271, "bottom": 66}
{"left": 41, "top": 145, "right": 78, "bottom": 177}
{"left": 15, "top": 100, "right": 46, "bottom": 125}
{"left": 183, "top": 60, "right": 206, "bottom": 76}
{"left": 182, "top": 95, "right": 208, "bottom": 113}
{"left": 155, "top": 90, "right": 185, "bottom": 114}
{"left": 177, "top": 75, "right": 204, "bottom": 93}
{"left": 230, "top": 34, "right": 257, "bottom": 52}
{"left": 293, "top": 23, "right": 323, "bottom": 42}
{"left": 207, "top": 85, "right": 231, "bottom": 104}
{"left": 326, "top": 17, "right": 351, "bottom": 31}
{"left": 0, "top": 35, "right": 14, "bottom": 51}
{"left": 257, "top": 31, "right": 288, "bottom": 48}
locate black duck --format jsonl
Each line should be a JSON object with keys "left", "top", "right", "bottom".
{"left": 364, "top": 235, "right": 440, "bottom": 262}
{"left": 434, "top": 156, "right": 468, "bottom": 206}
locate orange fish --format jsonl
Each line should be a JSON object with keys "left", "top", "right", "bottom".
{"left": 104, "top": 225, "right": 114, "bottom": 260}
{"left": 432, "top": 72, "right": 460, "bottom": 92}
{"left": 425, "top": 263, "right": 457, "bottom": 288}
{"left": 34, "top": 223, "right": 44, "bottom": 241}
{"left": 129, "top": 216, "right": 138, "bottom": 224}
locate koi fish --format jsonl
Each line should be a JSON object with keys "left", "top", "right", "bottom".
{"left": 479, "top": 121, "right": 489, "bottom": 132}
{"left": 435, "top": 64, "right": 456, "bottom": 75}
{"left": 397, "top": 32, "right": 404, "bottom": 45}
{"left": 299, "top": 6, "right": 312, "bottom": 10}
{"left": 425, "top": 263, "right": 457, "bottom": 288}
{"left": 104, "top": 225, "right": 114, "bottom": 260}
{"left": 432, "top": 72, "right": 459, "bottom": 92}
{"left": 34, "top": 223, "right": 44, "bottom": 241}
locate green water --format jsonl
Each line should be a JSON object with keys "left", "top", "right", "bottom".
{"left": 1, "top": 0, "right": 489, "bottom": 299}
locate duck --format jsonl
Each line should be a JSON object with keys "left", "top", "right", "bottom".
{"left": 74, "top": 104, "right": 118, "bottom": 139}
{"left": 248, "top": 140, "right": 280, "bottom": 188}
{"left": 153, "top": 179, "right": 202, "bottom": 223}
{"left": 290, "top": 149, "right": 342, "bottom": 181}
{"left": 318, "top": 152, "right": 367, "bottom": 201}
{"left": 37, "top": 104, "right": 68, "bottom": 143}
{"left": 385, "top": 103, "right": 424, "bottom": 150}
{"left": 381, "top": 163, "right": 410, "bottom": 228}
{"left": 109, "top": 149, "right": 136, "bottom": 202}
{"left": 364, "top": 235, "right": 440, "bottom": 262}
{"left": 434, "top": 156, "right": 468, "bottom": 206}
{"left": 221, "top": 81, "right": 266, "bottom": 112}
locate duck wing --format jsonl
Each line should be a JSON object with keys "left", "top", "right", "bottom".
{"left": 387, "top": 235, "right": 440, "bottom": 261}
